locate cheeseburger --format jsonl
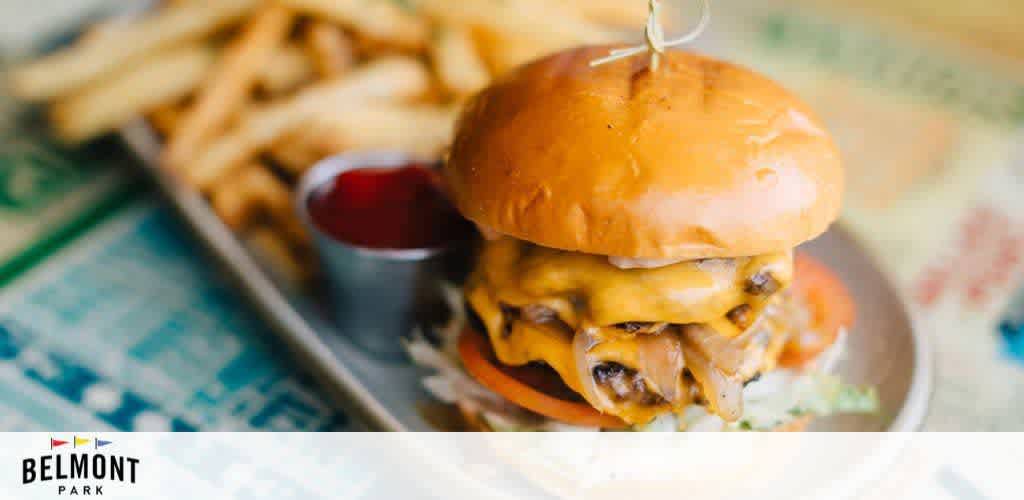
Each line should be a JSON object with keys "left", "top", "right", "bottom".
{"left": 410, "top": 46, "right": 877, "bottom": 431}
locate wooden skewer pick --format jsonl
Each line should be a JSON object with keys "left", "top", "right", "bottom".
{"left": 590, "top": 0, "right": 710, "bottom": 70}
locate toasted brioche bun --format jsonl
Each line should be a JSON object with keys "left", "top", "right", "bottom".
{"left": 445, "top": 45, "right": 843, "bottom": 259}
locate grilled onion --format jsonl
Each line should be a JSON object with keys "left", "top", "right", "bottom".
{"left": 681, "top": 324, "right": 768, "bottom": 379}
{"left": 635, "top": 330, "right": 686, "bottom": 404}
{"left": 682, "top": 344, "right": 744, "bottom": 421}
{"left": 572, "top": 328, "right": 615, "bottom": 412}
{"left": 608, "top": 256, "right": 685, "bottom": 269}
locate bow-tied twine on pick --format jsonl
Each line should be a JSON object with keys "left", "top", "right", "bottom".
{"left": 589, "top": 0, "right": 711, "bottom": 71}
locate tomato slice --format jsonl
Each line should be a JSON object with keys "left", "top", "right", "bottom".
{"left": 779, "top": 253, "right": 856, "bottom": 367}
{"left": 457, "top": 328, "right": 628, "bottom": 429}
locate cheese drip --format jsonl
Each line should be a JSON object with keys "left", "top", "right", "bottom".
{"left": 465, "top": 237, "right": 794, "bottom": 424}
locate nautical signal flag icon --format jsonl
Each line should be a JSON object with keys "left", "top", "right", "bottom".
{"left": 50, "top": 437, "right": 112, "bottom": 450}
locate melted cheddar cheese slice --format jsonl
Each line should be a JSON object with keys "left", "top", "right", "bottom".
{"left": 465, "top": 237, "right": 794, "bottom": 425}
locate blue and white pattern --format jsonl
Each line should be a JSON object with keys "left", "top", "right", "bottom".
{"left": 0, "top": 204, "right": 347, "bottom": 431}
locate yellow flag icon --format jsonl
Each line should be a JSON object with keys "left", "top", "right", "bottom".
{"left": 74, "top": 436, "right": 90, "bottom": 447}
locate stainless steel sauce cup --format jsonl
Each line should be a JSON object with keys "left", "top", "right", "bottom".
{"left": 296, "top": 152, "right": 462, "bottom": 360}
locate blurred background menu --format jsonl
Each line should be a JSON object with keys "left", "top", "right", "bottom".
{"left": 0, "top": 0, "right": 1022, "bottom": 432}
{"left": 710, "top": 0, "right": 1024, "bottom": 430}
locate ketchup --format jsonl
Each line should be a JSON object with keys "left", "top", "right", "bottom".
{"left": 308, "top": 164, "right": 472, "bottom": 250}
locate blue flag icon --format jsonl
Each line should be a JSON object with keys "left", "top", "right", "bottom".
{"left": 95, "top": 440, "right": 112, "bottom": 449}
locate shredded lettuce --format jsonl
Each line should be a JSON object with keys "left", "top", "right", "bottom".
{"left": 407, "top": 284, "right": 878, "bottom": 432}
{"left": 726, "top": 372, "right": 879, "bottom": 431}
{"left": 630, "top": 373, "right": 879, "bottom": 432}
{"left": 796, "top": 374, "right": 880, "bottom": 416}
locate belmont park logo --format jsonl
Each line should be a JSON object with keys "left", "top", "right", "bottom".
{"left": 21, "top": 436, "right": 139, "bottom": 496}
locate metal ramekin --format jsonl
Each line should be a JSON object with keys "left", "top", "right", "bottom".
{"left": 296, "top": 152, "right": 456, "bottom": 360}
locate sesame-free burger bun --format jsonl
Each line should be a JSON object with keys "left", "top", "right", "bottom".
{"left": 444, "top": 46, "right": 843, "bottom": 259}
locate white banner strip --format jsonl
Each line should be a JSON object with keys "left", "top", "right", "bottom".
{"left": 0, "top": 433, "right": 1019, "bottom": 500}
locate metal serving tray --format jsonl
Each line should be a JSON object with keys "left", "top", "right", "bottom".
{"left": 120, "top": 122, "right": 931, "bottom": 432}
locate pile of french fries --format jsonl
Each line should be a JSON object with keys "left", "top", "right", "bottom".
{"left": 9, "top": 0, "right": 646, "bottom": 284}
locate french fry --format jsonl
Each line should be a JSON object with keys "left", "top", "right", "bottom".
{"left": 268, "top": 131, "right": 323, "bottom": 175}
{"left": 211, "top": 172, "right": 255, "bottom": 230}
{"left": 272, "top": 211, "right": 313, "bottom": 249}
{"left": 162, "top": 5, "right": 296, "bottom": 169}
{"left": 258, "top": 44, "right": 316, "bottom": 95}
{"left": 557, "top": 0, "right": 649, "bottom": 28}
{"left": 9, "top": 0, "right": 255, "bottom": 100}
{"left": 240, "top": 165, "right": 293, "bottom": 215}
{"left": 245, "top": 227, "right": 310, "bottom": 287}
{"left": 416, "top": 0, "right": 615, "bottom": 75}
{"left": 431, "top": 25, "right": 489, "bottom": 97}
{"left": 303, "top": 21, "right": 355, "bottom": 79}
{"left": 211, "top": 163, "right": 293, "bottom": 230}
{"left": 256, "top": 167, "right": 309, "bottom": 250}
{"left": 185, "top": 57, "right": 430, "bottom": 191}
{"left": 311, "top": 104, "right": 458, "bottom": 158}
{"left": 279, "top": 0, "right": 428, "bottom": 49}
{"left": 473, "top": 29, "right": 570, "bottom": 76}
{"left": 77, "top": 18, "right": 131, "bottom": 45}
{"left": 412, "top": 0, "right": 614, "bottom": 49}
{"left": 148, "top": 104, "right": 185, "bottom": 137}
{"left": 50, "top": 44, "right": 216, "bottom": 143}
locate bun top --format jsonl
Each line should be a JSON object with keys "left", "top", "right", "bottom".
{"left": 444, "top": 45, "right": 843, "bottom": 259}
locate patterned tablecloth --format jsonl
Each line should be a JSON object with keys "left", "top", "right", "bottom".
{"left": 0, "top": 0, "right": 1022, "bottom": 433}
{"left": 0, "top": 113, "right": 346, "bottom": 430}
